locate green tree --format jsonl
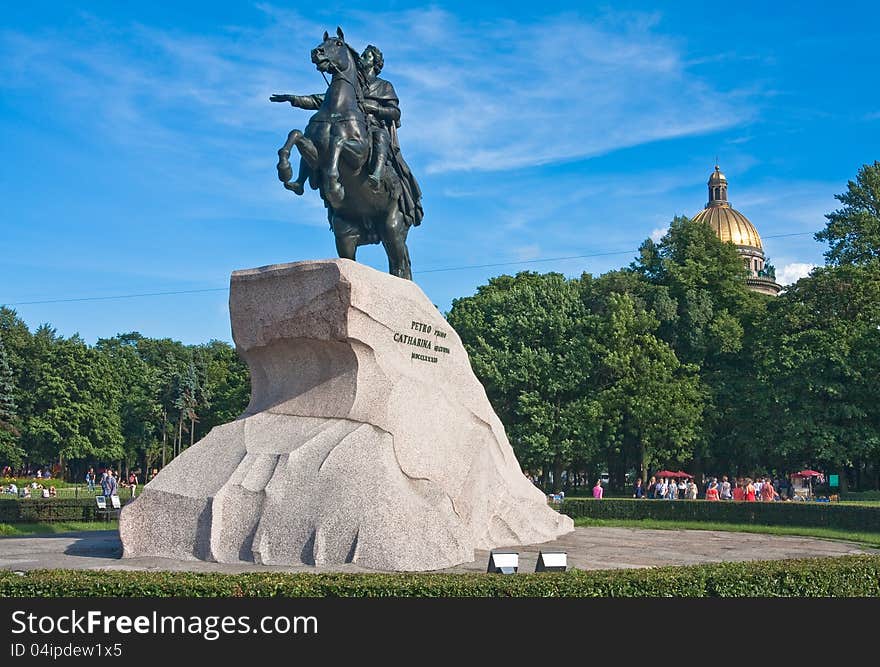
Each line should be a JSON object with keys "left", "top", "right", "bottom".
{"left": 174, "top": 360, "right": 201, "bottom": 452}
{"left": 447, "top": 272, "right": 599, "bottom": 490}
{"left": 0, "top": 333, "right": 24, "bottom": 465}
{"left": 20, "top": 326, "right": 124, "bottom": 470}
{"left": 815, "top": 161, "right": 880, "bottom": 266}
{"left": 584, "top": 280, "right": 703, "bottom": 484}
{"left": 96, "top": 333, "right": 162, "bottom": 477}
{"left": 633, "top": 215, "right": 765, "bottom": 476}
{"left": 197, "top": 340, "right": 249, "bottom": 432}
{"left": 447, "top": 270, "right": 704, "bottom": 492}
{"left": 754, "top": 263, "right": 880, "bottom": 489}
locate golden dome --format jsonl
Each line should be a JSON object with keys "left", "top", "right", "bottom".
{"left": 692, "top": 204, "right": 763, "bottom": 250}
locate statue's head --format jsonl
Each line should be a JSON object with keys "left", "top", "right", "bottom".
{"left": 360, "top": 45, "right": 384, "bottom": 75}
{"left": 312, "top": 26, "right": 355, "bottom": 74}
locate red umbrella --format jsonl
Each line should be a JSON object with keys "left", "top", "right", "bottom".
{"left": 656, "top": 470, "right": 685, "bottom": 478}
{"left": 675, "top": 471, "right": 694, "bottom": 479}
{"left": 794, "top": 470, "right": 823, "bottom": 478}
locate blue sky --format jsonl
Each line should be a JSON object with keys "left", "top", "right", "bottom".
{"left": 2, "top": 1, "right": 879, "bottom": 344}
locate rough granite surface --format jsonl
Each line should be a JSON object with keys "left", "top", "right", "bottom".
{"left": 119, "top": 259, "right": 573, "bottom": 571}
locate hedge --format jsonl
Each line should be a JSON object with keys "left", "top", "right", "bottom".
{"left": 842, "top": 491, "right": 880, "bottom": 502}
{"left": 1, "top": 556, "right": 879, "bottom": 597}
{"left": 560, "top": 498, "right": 880, "bottom": 532}
{"left": 0, "top": 498, "right": 103, "bottom": 523}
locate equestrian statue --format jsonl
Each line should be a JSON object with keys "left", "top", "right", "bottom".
{"left": 271, "top": 27, "right": 423, "bottom": 280}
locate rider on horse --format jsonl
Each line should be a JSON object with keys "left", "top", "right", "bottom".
{"left": 270, "top": 45, "right": 423, "bottom": 229}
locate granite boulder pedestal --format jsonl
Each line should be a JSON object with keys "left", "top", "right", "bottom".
{"left": 120, "top": 259, "right": 572, "bottom": 571}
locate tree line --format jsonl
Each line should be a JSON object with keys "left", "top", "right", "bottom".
{"left": 0, "top": 320, "right": 249, "bottom": 482}
{"left": 447, "top": 162, "right": 880, "bottom": 493}
{"left": 1, "top": 162, "right": 878, "bottom": 492}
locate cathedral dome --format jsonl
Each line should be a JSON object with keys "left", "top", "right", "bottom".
{"left": 691, "top": 204, "right": 763, "bottom": 250}
{"left": 692, "top": 164, "right": 780, "bottom": 296}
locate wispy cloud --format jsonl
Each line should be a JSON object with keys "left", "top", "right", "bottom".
{"left": 778, "top": 262, "right": 815, "bottom": 285}
{"left": 0, "top": 6, "right": 759, "bottom": 179}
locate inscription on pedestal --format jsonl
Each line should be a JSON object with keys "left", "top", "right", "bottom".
{"left": 392, "top": 319, "right": 452, "bottom": 364}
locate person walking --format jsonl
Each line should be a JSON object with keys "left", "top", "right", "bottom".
{"left": 705, "top": 479, "right": 720, "bottom": 501}
{"left": 107, "top": 470, "right": 118, "bottom": 498}
{"left": 592, "top": 479, "right": 604, "bottom": 499}
{"left": 633, "top": 478, "right": 644, "bottom": 498}
{"left": 720, "top": 475, "right": 732, "bottom": 500}
{"left": 85, "top": 467, "right": 95, "bottom": 493}
{"left": 745, "top": 478, "right": 757, "bottom": 502}
{"left": 647, "top": 476, "right": 656, "bottom": 499}
{"left": 657, "top": 477, "right": 668, "bottom": 500}
{"left": 128, "top": 471, "right": 139, "bottom": 499}
{"left": 761, "top": 478, "right": 776, "bottom": 502}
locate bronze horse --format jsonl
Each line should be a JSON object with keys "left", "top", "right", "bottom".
{"left": 275, "top": 28, "right": 413, "bottom": 280}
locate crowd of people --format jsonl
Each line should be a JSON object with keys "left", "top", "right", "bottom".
{"left": 2, "top": 465, "right": 55, "bottom": 479}
{"left": 2, "top": 481, "right": 57, "bottom": 497}
{"left": 635, "top": 475, "right": 790, "bottom": 501}
{"left": 1, "top": 465, "right": 143, "bottom": 499}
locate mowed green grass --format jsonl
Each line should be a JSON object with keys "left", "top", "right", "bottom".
{"left": 573, "top": 517, "right": 880, "bottom": 549}
{"left": 0, "top": 521, "right": 118, "bottom": 536}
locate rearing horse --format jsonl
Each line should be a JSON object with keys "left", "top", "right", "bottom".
{"left": 276, "top": 28, "right": 412, "bottom": 280}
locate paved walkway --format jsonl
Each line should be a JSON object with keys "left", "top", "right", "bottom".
{"left": 0, "top": 527, "right": 875, "bottom": 574}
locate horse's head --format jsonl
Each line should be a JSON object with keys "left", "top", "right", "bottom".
{"left": 312, "top": 27, "right": 357, "bottom": 75}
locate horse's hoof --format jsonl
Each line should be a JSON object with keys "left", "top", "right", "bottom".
{"left": 284, "top": 181, "right": 304, "bottom": 195}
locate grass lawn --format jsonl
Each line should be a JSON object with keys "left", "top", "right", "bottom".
{"left": 0, "top": 521, "right": 118, "bottom": 536}
{"left": 573, "top": 517, "right": 880, "bottom": 549}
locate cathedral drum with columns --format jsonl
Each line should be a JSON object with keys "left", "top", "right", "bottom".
{"left": 692, "top": 165, "right": 782, "bottom": 296}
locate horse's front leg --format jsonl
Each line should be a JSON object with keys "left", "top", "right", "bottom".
{"left": 286, "top": 134, "right": 319, "bottom": 195}
{"left": 324, "top": 136, "right": 348, "bottom": 208}
{"left": 277, "top": 129, "right": 302, "bottom": 183}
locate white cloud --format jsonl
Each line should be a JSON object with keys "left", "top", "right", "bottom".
{"left": 651, "top": 227, "right": 668, "bottom": 242}
{"left": 778, "top": 262, "right": 815, "bottom": 285}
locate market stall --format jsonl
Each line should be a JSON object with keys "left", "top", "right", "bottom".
{"left": 790, "top": 469, "right": 824, "bottom": 500}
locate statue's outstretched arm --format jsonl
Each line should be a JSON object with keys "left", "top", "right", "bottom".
{"left": 269, "top": 93, "right": 324, "bottom": 109}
